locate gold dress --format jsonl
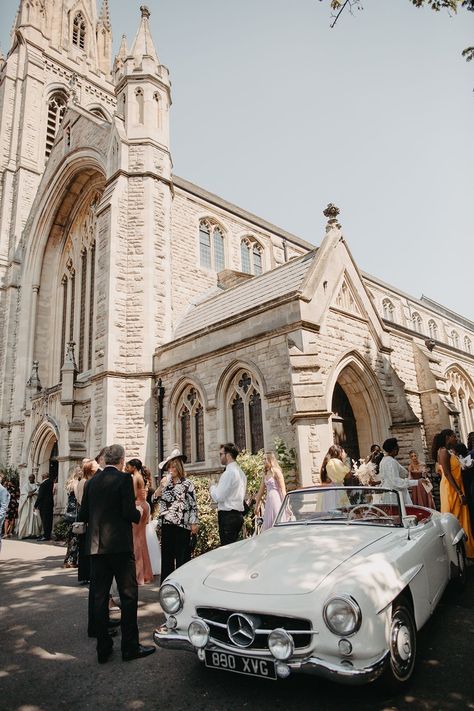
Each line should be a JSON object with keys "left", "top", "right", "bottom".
{"left": 440, "top": 454, "right": 474, "bottom": 558}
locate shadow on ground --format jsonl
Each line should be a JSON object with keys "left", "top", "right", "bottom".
{"left": 0, "top": 542, "right": 473, "bottom": 711}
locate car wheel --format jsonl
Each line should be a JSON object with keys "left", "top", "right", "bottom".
{"left": 383, "top": 602, "right": 416, "bottom": 688}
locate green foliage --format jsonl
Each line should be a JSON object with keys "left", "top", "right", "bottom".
{"left": 190, "top": 475, "right": 221, "bottom": 557}
{"left": 191, "top": 442, "right": 297, "bottom": 555}
{"left": 53, "top": 519, "right": 69, "bottom": 542}
{"left": 0, "top": 465, "right": 19, "bottom": 487}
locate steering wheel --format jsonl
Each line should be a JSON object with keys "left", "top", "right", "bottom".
{"left": 348, "top": 504, "right": 390, "bottom": 520}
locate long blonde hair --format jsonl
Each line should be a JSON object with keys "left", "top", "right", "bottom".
{"left": 264, "top": 452, "right": 283, "bottom": 478}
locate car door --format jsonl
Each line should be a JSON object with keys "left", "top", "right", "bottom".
{"left": 409, "top": 518, "right": 448, "bottom": 608}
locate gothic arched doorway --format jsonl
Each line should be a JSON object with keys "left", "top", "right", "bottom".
{"left": 329, "top": 355, "right": 392, "bottom": 463}
{"left": 332, "top": 382, "right": 360, "bottom": 463}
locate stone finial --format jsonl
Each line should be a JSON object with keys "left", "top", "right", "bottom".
{"left": 27, "top": 360, "right": 42, "bottom": 393}
{"left": 63, "top": 341, "right": 78, "bottom": 372}
{"left": 140, "top": 5, "right": 151, "bottom": 19}
{"left": 323, "top": 203, "right": 342, "bottom": 232}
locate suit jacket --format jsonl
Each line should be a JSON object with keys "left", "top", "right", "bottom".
{"left": 35, "top": 477, "right": 54, "bottom": 512}
{"left": 79, "top": 466, "right": 141, "bottom": 556}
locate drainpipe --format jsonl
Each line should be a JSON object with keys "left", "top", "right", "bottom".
{"left": 155, "top": 378, "right": 165, "bottom": 468}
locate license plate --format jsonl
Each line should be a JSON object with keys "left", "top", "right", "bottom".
{"left": 204, "top": 649, "right": 277, "bottom": 680}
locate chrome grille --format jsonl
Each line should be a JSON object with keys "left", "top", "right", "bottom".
{"left": 195, "top": 607, "right": 312, "bottom": 651}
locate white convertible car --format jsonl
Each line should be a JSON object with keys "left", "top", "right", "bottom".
{"left": 153, "top": 486, "right": 466, "bottom": 686}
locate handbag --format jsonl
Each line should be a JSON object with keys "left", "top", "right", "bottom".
{"left": 71, "top": 521, "right": 87, "bottom": 535}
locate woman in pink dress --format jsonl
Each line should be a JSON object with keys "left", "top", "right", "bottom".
{"left": 254, "top": 452, "right": 286, "bottom": 531}
{"left": 407, "top": 450, "right": 436, "bottom": 509}
{"left": 126, "top": 459, "right": 153, "bottom": 585}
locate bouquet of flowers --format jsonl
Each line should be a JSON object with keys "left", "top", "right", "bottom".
{"left": 354, "top": 459, "right": 378, "bottom": 486}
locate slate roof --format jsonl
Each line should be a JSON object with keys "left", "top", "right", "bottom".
{"left": 173, "top": 250, "right": 317, "bottom": 340}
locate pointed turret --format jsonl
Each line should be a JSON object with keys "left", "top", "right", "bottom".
{"left": 114, "top": 6, "right": 171, "bottom": 175}
{"left": 129, "top": 5, "right": 160, "bottom": 72}
{"left": 113, "top": 34, "right": 128, "bottom": 80}
{"left": 96, "top": 0, "right": 113, "bottom": 75}
{"left": 99, "top": 0, "right": 111, "bottom": 29}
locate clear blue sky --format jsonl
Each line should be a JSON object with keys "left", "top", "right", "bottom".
{"left": 2, "top": 0, "right": 473, "bottom": 318}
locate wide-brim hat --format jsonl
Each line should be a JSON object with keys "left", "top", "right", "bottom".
{"left": 159, "top": 448, "right": 187, "bottom": 471}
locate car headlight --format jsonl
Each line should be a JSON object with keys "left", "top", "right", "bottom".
{"left": 323, "top": 595, "right": 361, "bottom": 636}
{"left": 159, "top": 581, "right": 184, "bottom": 614}
{"left": 188, "top": 619, "right": 210, "bottom": 649}
{"left": 268, "top": 628, "right": 294, "bottom": 661}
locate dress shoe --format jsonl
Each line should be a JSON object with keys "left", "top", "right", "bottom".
{"left": 122, "top": 644, "right": 156, "bottom": 662}
{"left": 97, "top": 646, "right": 113, "bottom": 664}
{"left": 88, "top": 627, "right": 118, "bottom": 639}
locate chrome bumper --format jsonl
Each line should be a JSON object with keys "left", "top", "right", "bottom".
{"left": 153, "top": 626, "right": 389, "bottom": 685}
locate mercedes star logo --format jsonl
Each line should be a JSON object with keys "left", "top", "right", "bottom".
{"left": 227, "top": 613, "right": 257, "bottom": 648}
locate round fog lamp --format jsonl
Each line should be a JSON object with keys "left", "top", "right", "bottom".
{"left": 276, "top": 662, "right": 291, "bottom": 679}
{"left": 159, "top": 582, "right": 184, "bottom": 614}
{"left": 167, "top": 615, "right": 177, "bottom": 630}
{"left": 188, "top": 619, "right": 210, "bottom": 649}
{"left": 338, "top": 638, "right": 353, "bottom": 656}
{"left": 268, "top": 628, "right": 294, "bottom": 661}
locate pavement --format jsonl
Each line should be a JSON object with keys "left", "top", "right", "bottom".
{"left": 0, "top": 538, "right": 473, "bottom": 711}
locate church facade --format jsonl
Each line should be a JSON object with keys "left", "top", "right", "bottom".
{"left": 1, "top": 1, "right": 473, "bottom": 508}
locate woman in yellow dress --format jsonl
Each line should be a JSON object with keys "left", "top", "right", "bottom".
{"left": 432, "top": 429, "right": 474, "bottom": 559}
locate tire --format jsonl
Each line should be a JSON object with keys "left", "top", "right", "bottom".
{"left": 382, "top": 601, "right": 417, "bottom": 689}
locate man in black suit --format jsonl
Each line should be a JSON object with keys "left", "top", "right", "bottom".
{"left": 79, "top": 444, "right": 155, "bottom": 664}
{"left": 34, "top": 472, "right": 55, "bottom": 540}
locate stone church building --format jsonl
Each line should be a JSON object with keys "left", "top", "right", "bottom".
{"left": 1, "top": 1, "right": 474, "bottom": 509}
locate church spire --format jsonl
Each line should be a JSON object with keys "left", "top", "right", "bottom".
{"left": 129, "top": 6, "right": 160, "bottom": 70}
{"left": 99, "top": 0, "right": 111, "bottom": 30}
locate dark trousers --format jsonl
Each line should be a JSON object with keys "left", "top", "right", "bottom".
{"left": 77, "top": 534, "right": 91, "bottom": 582}
{"left": 90, "top": 552, "right": 139, "bottom": 656}
{"left": 39, "top": 507, "right": 53, "bottom": 539}
{"left": 160, "top": 524, "right": 191, "bottom": 583}
{"left": 218, "top": 510, "right": 244, "bottom": 546}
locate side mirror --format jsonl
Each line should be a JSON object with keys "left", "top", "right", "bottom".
{"left": 402, "top": 515, "right": 418, "bottom": 528}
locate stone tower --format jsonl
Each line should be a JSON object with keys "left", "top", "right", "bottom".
{"left": 0, "top": 3, "right": 173, "bottom": 495}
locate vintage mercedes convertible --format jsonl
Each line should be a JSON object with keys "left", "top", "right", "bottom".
{"left": 153, "top": 486, "right": 466, "bottom": 686}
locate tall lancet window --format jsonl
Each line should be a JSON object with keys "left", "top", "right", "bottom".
{"left": 176, "top": 385, "right": 206, "bottom": 463}
{"left": 241, "top": 237, "right": 264, "bottom": 276}
{"left": 135, "top": 88, "right": 144, "bottom": 124}
{"left": 57, "top": 195, "right": 100, "bottom": 381}
{"left": 227, "top": 370, "right": 264, "bottom": 454}
{"left": 72, "top": 12, "right": 86, "bottom": 50}
{"left": 45, "top": 93, "right": 67, "bottom": 158}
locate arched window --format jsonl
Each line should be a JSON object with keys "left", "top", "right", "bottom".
{"left": 72, "top": 12, "right": 86, "bottom": 50}
{"left": 446, "top": 367, "right": 474, "bottom": 442}
{"left": 240, "top": 238, "right": 263, "bottom": 276}
{"left": 135, "top": 87, "right": 144, "bottom": 124}
{"left": 57, "top": 197, "right": 99, "bottom": 380}
{"left": 176, "top": 385, "right": 205, "bottom": 463}
{"left": 45, "top": 92, "right": 67, "bottom": 158}
{"left": 451, "top": 330, "right": 460, "bottom": 349}
{"left": 199, "top": 220, "right": 226, "bottom": 272}
{"left": 428, "top": 319, "right": 438, "bottom": 340}
{"left": 411, "top": 312, "right": 423, "bottom": 334}
{"left": 153, "top": 92, "right": 160, "bottom": 128}
{"left": 227, "top": 370, "right": 264, "bottom": 454}
{"left": 382, "top": 298, "right": 395, "bottom": 322}
{"left": 464, "top": 336, "right": 472, "bottom": 354}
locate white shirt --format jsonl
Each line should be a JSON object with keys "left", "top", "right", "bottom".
{"left": 210, "top": 460, "right": 247, "bottom": 512}
{"left": 379, "top": 455, "right": 417, "bottom": 505}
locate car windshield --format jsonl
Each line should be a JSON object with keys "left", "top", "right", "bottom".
{"left": 274, "top": 487, "right": 403, "bottom": 527}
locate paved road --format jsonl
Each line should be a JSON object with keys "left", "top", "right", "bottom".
{"left": 0, "top": 539, "right": 473, "bottom": 711}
